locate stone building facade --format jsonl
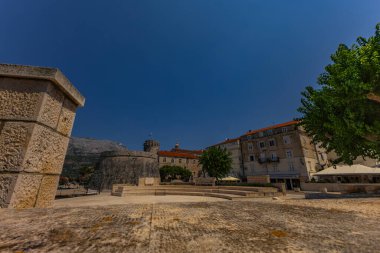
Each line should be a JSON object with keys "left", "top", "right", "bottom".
{"left": 158, "top": 144, "right": 203, "bottom": 177}
{"left": 240, "top": 121, "right": 328, "bottom": 189}
{"left": 210, "top": 138, "right": 243, "bottom": 178}
{"left": 208, "top": 120, "right": 329, "bottom": 189}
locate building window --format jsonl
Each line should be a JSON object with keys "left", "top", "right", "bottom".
{"left": 259, "top": 141, "right": 265, "bottom": 148}
{"left": 289, "top": 162, "right": 295, "bottom": 171}
{"left": 283, "top": 135, "right": 291, "bottom": 144}
{"left": 271, "top": 152, "right": 277, "bottom": 160}
{"left": 259, "top": 132, "right": 264, "bottom": 137}
{"left": 179, "top": 159, "right": 182, "bottom": 163}
{"left": 286, "top": 150, "right": 293, "bottom": 158}
{"left": 171, "top": 159, "right": 174, "bottom": 163}
{"left": 186, "top": 159, "right": 189, "bottom": 164}
{"left": 269, "top": 139, "right": 275, "bottom": 147}
{"left": 163, "top": 158, "right": 166, "bottom": 162}
{"left": 273, "top": 163, "right": 278, "bottom": 172}
{"left": 248, "top": 143, "right": 253, "bottom": 151}
{"left": 249, "top": 155, "right": 254, "bottom": 161}
{"left": 282, "top": 127, "right": 288, "bottom": 133}
{"left": 260, "top": 153, "right": 266, "bottom": 162}
{"left": 267, "top": 129, "right": 273, "bottom": 135}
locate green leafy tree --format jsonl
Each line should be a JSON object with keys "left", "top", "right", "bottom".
{"left": 159, "top": 165, "right": 192, "bottom": 182}
{"left": 298, "top": 23, "right": 380, "bottom": 164}
{"left": 199, "top": 146, "right": 232, "bottom": 179}
{"left": 78, "top": 166, "right": 95, "bottom": 187}
{"left": 59, "top": 176, "right": 69, "bottom": 186}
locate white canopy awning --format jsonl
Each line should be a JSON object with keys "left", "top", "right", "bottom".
{"left": 314, "top": 164, "right": 380, "bottom": 176}
{"left": 220, "top": 176, "right": 240, "bottom": 181}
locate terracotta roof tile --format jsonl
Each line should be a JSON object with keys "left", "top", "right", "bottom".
{"left": 158, "top": 151, "right": 199, "bottom": 159}
{"left": 244, "top": 120, "right": 300, "bottom": 136}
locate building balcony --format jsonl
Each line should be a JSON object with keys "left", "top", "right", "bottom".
{"left": 258, "top": 157, "right": 280, "bottom": 164}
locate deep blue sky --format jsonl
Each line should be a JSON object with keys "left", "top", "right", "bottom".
{"left": 1, "top": 1, "right": 379, "bottom": 150}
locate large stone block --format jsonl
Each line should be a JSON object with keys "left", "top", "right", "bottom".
{"left": 37, "top": 83, "right": 65, "bottom": 129}
{"left": 0, "top": 174, "right": 18, "bottom": 207}
{"left": 56, "top": 98, "right": 77, "bottom": 136}
{"left": 8, "top": 174, "right": 43, "bottom": 208}
{"left": 0, "top": 77, "right": 69, "bottom": 130}
{"left": 35, "top": 175, "right": 60, "bottom": 208}
{"left": 0, "top": 122, "right": 69, "bottom": 174}
{"left": 23, "top": 124, "right": 69, "bottom": 174}
{"left": 0, "top": 77, "right": 47, "bottom": 121}
{"left": 0, "top": 121, "right": 33, "bottom": 172}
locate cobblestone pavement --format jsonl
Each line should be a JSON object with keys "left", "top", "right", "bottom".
{"left": 0, "top": 198, "right": 379, "bottom": 253}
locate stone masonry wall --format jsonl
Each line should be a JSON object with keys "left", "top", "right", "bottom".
{"left": 0, "top": 64, "right": 84, "bottom": 208}
{"left": 91, "top": 151, "right": 159, "bottom": 190}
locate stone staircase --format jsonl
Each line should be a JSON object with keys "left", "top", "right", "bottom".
{"left": 111, "top": 185, "right": 283, "bottom": 200}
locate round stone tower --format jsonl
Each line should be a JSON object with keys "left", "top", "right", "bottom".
{"left": 143, "top": 140, "right": 160, "bottom": 154}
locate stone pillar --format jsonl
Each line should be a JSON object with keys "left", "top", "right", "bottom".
{"left": 0, "top": 64, "right": 85, "bottom": 208}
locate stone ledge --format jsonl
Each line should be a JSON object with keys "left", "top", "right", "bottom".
{"left": 0, "top": 63, "right": 85, "bottom": 107}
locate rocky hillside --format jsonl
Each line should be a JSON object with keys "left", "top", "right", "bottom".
{"left": 62, "top": 137, "right": 128, "bottom": 179}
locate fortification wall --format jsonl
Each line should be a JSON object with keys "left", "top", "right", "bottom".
{"left": 91, "top": 150, "right": 159, "bottom": 190}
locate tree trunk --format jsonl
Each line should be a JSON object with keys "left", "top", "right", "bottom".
{"left": 367, "top": 92, "right": 380, "bottom": 103}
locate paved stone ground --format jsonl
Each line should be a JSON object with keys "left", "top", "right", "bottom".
{"left": 54, "top": 193, "right": 227, "bottom": 208}
{"left": 0, "top": 196, "right": 379, "bottom": 253}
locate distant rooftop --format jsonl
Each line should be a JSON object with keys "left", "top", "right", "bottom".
{"left": 244, "top": 120, "right": 300, "bottom": 136}
{"left": 158, "top": 151, "right": 199, "bottom": 159}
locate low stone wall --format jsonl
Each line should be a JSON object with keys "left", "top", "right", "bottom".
{"left": 138, "top": 177, "right": 160, "bottom": 187}
{"left": 247, "top": 175, "right": 270, "bottom": 184}
{"left": 301, "top": 183, "right": 380, "bottom": 193}
{"left": 194, "top": 177, "right": 216, "bottom": 186}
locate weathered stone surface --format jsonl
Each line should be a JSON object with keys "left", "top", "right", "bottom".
{"left": 8, "top": 174, "right": 43, "bottom": 208}
{"left": 0, "top": 122, "right": 32, "bottom": 172}
{"left": 56, "top": 98, "right": 77, "bottom": 136}
{"left": 0, "top": 64, "right": 85, "bottom": 208}
{"left": 90, "top": 150, "right": 159, "bottom": 190}
{"left": 0, "top": 122, "right": 69, "bottom": 174}
{"left": 23, "top": 124, "right": 69, "bottom": 174}
{"left": 1, "top": 198, "right": 380, "bottom": 252}
{"left": 62, "top": 137, "right": 128, "bottom": 180}
{"left": 38, "top": 83, "right": 65, "bottom": 129}
{"left": 0, "top": 64, "right": 85, "bottom": 107}
{"left": 35, "top": 175, "right": 60, "bottom": 208}
{"left": 0, "top": 174, "right": 18, "bottom": 207}
{"left": 0, "top": 77, "right": 46, "bottom": 121}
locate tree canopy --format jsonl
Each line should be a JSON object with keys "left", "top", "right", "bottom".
{"left": 199, "top": 146, "right": 232, "bottom": 179}
{"left": 159, "top": 165, "right": 192, "bottom": 182}
{"left": 298, "top": 23, "right": 380, "bottom": 164}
